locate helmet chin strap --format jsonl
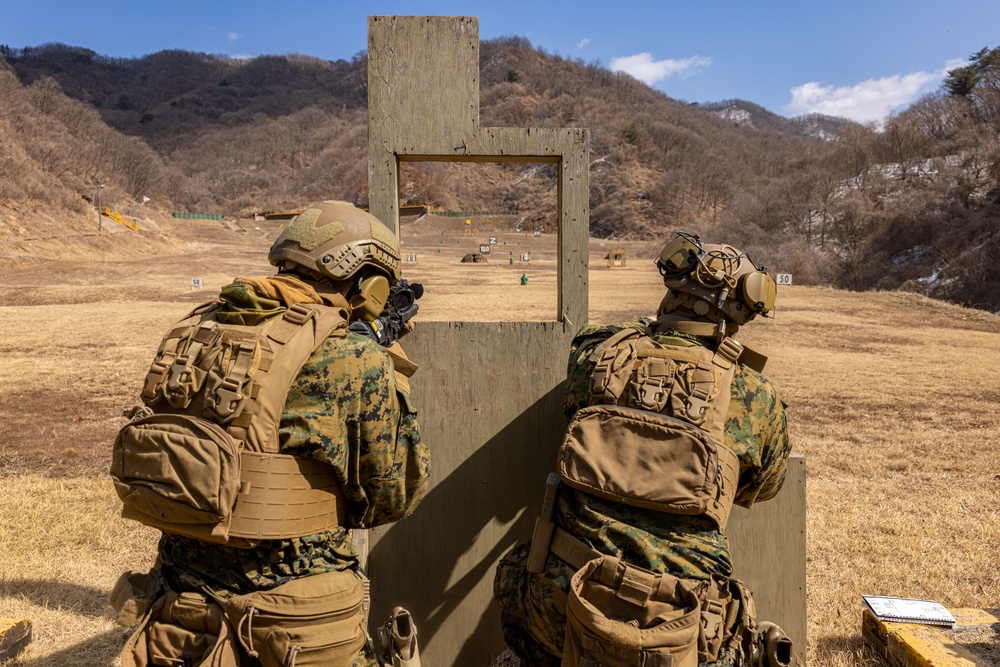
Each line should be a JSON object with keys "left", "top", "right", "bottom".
{"left": 652, "top": 301, "right": 740, "bottom": 343}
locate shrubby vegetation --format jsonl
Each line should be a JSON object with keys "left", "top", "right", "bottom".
{"left": 1, "top": 40, "right": 998, "bottom": 310}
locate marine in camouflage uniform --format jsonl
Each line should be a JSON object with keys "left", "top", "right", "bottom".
{"left": 159, "top": 276, "right": 429, "bottom": 667}
{"left": 494, "top": 235, "right": 791, "bottom": 667}
{"left": 150, "top": 202, "right": 429, "bottom": 667}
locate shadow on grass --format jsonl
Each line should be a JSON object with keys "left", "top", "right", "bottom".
{"left": 14, "top": 629, "right": 126, "bottom": 667}
{"left": 813, "top": 633, "right": 883, "bottom": 666}
{"left": 0, "top": 579, "right": 111, "bottom": 618}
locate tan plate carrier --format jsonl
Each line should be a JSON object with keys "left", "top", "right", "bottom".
{"left": 560, "top": 326, "right": 745, "bottom": 530}
{"left": 111, "top": 301, "right": 350, "bottom": 547}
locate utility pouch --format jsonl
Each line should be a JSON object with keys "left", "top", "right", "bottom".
{"left": 111, "top": 569, "right": 164, "bottom": 628}
{"left": 111, "top": 414, "right": 242, "bottom": 542}
{"left": 223, "top": 570, "right": 366, "bottom": 667}
{"left": 562, "top": 556, "right": 702, "bottom": 667}
{"left": 558, "top": 405, "right": 740, "bottom": 530}
{"left": 121, "top": 590, "right": 239, "bottom": 667}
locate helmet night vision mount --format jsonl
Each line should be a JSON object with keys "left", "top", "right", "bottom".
{"left": 655, "top": 231, "right": 777, "bottom": 327}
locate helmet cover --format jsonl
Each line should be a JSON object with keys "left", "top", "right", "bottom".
{"left": 268, "top": 201, "right": 401, "bottom": 284}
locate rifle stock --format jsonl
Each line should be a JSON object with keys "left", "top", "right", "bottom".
{"left": 751, "top": 621, "right": 794, "bottom": 667}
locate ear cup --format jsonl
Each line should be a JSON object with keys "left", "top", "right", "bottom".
{"left": 739, "top": 271, "right": 777, "bottom": 314}
{"left": 349, "top": 274, "right": 391, "bottom": 321}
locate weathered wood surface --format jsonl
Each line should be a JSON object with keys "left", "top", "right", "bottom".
{"left": 729, "top": 453, "right": 808, "bottom": 663}
{"left": 367, "top": 15, "right": 589, "bottom": 328}
{"left": 365, "top": 15, "right": 807, "bottom": 667}
{"left": 863, "top": 607, "right": 1000, "bottom": 667}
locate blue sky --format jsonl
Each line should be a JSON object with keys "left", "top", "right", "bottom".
{"left": 4, "top": 0, "right": 998, "bottom": 123}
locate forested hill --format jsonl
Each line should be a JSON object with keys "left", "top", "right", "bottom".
{"left": 2, "top": 40, "right": 999, "bottom": 312}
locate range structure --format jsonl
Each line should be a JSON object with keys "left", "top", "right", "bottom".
{"left": 364, "top": 16, "right": 806, "bottom": 666}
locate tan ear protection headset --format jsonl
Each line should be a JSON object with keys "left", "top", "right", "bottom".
{"left": 349, "top": 271, "right": 392, "bottom": 322}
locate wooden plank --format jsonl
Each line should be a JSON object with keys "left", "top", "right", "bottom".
{"left": 729, "top": 453, "right": 808, "bottom": 663}
{"left": 367, "top": 16, "right": 589, "bottom": 327}
{"left": 862, "top": 608, "right": 1000, "bottom": 667}
{"left": 368, "top": 321, "right": 573, "bottom": 666}
{"left": 0, "top": 618, "right": 32, "bottom": 662}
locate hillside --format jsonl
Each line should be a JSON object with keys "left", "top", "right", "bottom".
{"left": 2, "top": 39, "right": 999, "bottom": 311}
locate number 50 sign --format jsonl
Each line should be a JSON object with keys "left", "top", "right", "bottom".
{"left": 775, "top": 273, "right": 793, "bottom": 285}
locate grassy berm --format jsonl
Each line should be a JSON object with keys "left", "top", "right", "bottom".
{"left": 1, "top": 215, "right": 998, "bottom": 666}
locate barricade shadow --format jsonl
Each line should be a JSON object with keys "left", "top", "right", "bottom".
{"left": 0, "top": 579, "right": 110, "bottom": 619}
{"left": 15, "top": 629, "right": 125, "bottom": 667}
{"left": 368, "top": 381, "right": 566, "bottom": 665}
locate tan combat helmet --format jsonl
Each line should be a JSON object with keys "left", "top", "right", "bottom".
{"left": 655, "top": 231, "right": 776, "bottom": 327}
{"left": 269, "top": 201, "right": 402, "bottom": 320}
{"left": 269, "top": 201, "right": 401, "bottom": 283}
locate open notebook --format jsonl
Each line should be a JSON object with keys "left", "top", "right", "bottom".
{"left": 862, "top": 595, "right": 956, "bottom": 627}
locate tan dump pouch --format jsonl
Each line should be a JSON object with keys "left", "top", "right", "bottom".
{"left": 223, "top": 570, "right": 366, "bottom": 667}
{"left": 227, "top": 451, "right": 348, "bottom": 541}
{"left": 558, "top": 405, "right": 740, "bottom": 530}
{"left": 112, "top": 414, "right": 242, "bottom": 542}
{"left": 111, "top": 569, "right": 164, "bottom": 628}
{"left": 563, "top": 556, "right": 702, "bottom": 667}
{"left": 122, "top": 590, "right": 239, "bottom": 667}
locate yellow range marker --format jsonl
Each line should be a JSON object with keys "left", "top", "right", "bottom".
{"left": 862, "top": 608, "right": 1000, "bottom": 667}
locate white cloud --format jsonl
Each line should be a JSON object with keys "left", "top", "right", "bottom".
{"left": 577, "top": 38, "right": 590, "bottom": 49}
{"left": 228, "top": 32, "right": 240, "bottom": 42}
{"left": 785, "top": 60, "right": 964, "bottom": 122}
{"left": 610, "top": 52, "right": 711, "bottom": 85}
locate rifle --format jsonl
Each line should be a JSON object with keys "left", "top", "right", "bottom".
{"left": 376, "top": 606, "right": 421, "bottom": 667}
{"left": 349, "top": 279, "right": 424, "bottom": 347}
{"left": 750, "top": 621, "right": 794, "bottom": 667}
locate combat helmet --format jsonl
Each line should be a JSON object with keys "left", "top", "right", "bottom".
{"left": 654, "top": 231, "right": 776, "bottom": 328}
{"left": 269, "top": 201, "right": 402, "bottom": 320}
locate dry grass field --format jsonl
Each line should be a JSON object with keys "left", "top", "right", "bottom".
{"left": 2, "top": 215, "right": 999, "bottom": 666}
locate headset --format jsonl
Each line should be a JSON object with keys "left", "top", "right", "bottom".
{"left": 656, "top": 231, "right": 776, "bottom": 322}
{"left": 349, "top": 271, "right": 392, "bottom": 322}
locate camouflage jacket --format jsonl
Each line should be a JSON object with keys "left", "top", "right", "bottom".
{"left": 159, "top": 278, "right": 430, "bottom": 594}
{"left": 556, "top": 318, "right": 791, "bottom": 581}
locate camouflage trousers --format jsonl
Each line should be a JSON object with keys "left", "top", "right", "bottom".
{"left": 494, "top": 542, "right": 743, "bottom": 667}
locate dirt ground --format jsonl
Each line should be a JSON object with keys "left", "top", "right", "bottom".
{"left": 2, "top": 213, "right": 1000, "bottom": 666}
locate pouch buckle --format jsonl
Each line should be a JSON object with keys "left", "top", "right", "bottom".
{"left": 214, "top": 377, "right": 245, "bottom": 419}
{"left": 637, "top": 376, "right": 668, "bottom": 411}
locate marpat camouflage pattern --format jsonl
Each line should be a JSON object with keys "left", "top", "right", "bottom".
{"left": 159, "top": 279, "right": 430, "bottom": 667}
{"left": 495, "top": 318, "right": 790, "bottom": 666}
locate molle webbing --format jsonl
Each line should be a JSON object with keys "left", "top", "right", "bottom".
{"left": 224, "top": 302, "right": 349, "bottom": 542}
{"left": 131, "top": 300, "right": 351, "bottom": 544}
{"left": 573, "top": 327, "right": 743, "bottom": 530}
{"left": 223, "top": 302, "right": 347, "bottom": 455}
{"left": 227, "top": 452, "right": 348, "bottom": 540}
{"left": 144, "top": 302, "right": 347, "bottom": 455}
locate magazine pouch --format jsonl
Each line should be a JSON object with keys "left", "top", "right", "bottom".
{"left": 563, "top": 556, "right": 702, "bottom": 667}
{"left": 111, "top": 413, "right": 242, "bottom": 542}
{"left": 121, "top": 589, "right": 239, "bottom": 667}
{"left": 223, "top": 570, "right": 366, "bottom": 667}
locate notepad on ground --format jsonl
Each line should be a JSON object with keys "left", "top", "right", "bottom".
{"left": 862, "top": 595, "right": 956, "bottom": 627}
